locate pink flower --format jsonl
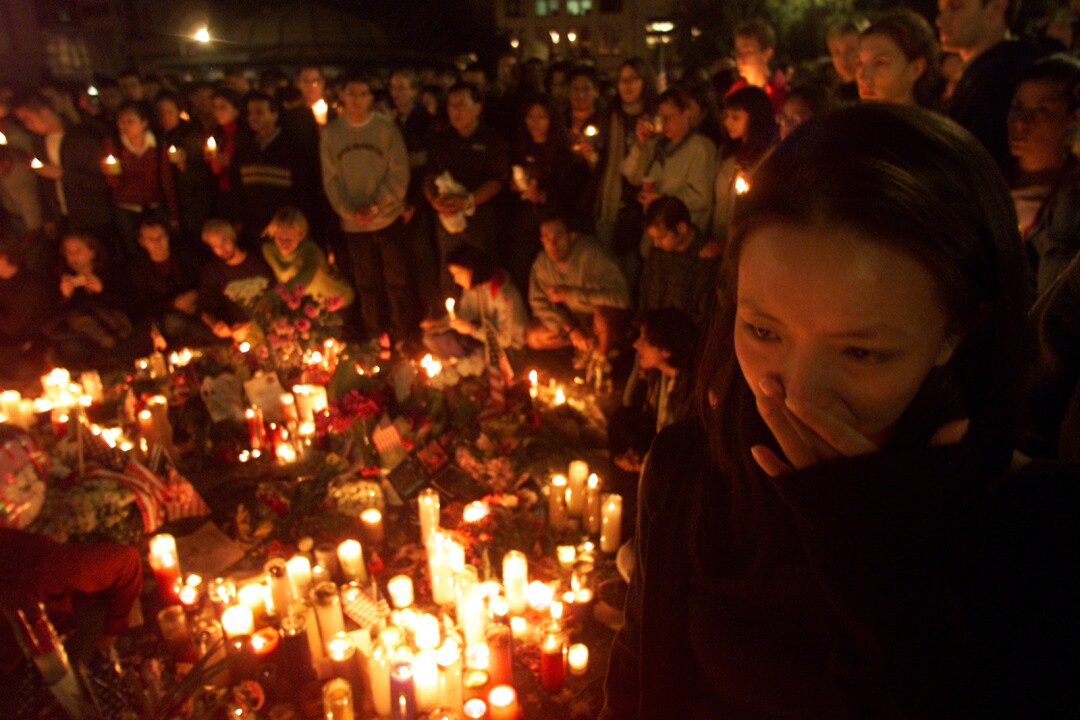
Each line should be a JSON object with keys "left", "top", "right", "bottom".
{"left": 326, "top": 295, "right": 344, "bottom": 312}
{"left": 285, "top": 295, "right": 302, "bottom": 311}
{"left": 303, "top": 303, "right": 319, "bottom": 319}
{"left": 295, "top": 318, "right": 311, "bottom": 333}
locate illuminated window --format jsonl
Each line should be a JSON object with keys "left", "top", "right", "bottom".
{"left": 535, "top": 0, "right": 560, "bottom": 17}
{"left": 567, "top": 0, "right": 592, "bottom": 15}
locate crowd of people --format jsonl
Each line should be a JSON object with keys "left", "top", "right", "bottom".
{"left": 0, "top": 0, "right": 1078, "bottom": 716}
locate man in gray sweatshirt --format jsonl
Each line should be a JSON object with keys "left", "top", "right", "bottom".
{"left": 320, "top": 71, "right": 415, "bottom": 340}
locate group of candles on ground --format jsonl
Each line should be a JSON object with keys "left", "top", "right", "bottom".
{"left": 144, "top": 457, "right": 622, "bottom": 719}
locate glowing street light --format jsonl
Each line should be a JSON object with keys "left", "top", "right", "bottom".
{"left": 549, "top": 30, "right": 560, "bottom": 44}
{"left": 193, "top": 26, "right": 211, "bottom": 44}
{"left": 510, "top": 38, "right": 520, "bottom": 49}
{"left": 567, "top": 30, "right": 577, "bottom": 43}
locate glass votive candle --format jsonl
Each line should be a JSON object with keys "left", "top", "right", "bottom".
{"left": 488, "top": 684, "right": 519, "bottom": 720}
{"left": 360, "top": 508, "right": 385, "bottom": 544}
{"left": 322, "top": 677, "right": 354, "bottom": 720}
{"left": 568, "top": 643, "right": 589, "bottom": 675}
{"left": 387, "top": 575, "right": 414, "bottom": 608}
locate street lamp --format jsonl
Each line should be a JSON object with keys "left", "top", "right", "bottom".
{"left": 193, "top": 25, "right": 211, "bottom": 43}
{"left": 549, "top": 29, "right": 560, "bottom": 44}
{"left": 645, "top": 19, "right": 675, "bottom": 83}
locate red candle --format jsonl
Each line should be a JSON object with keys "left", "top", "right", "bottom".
{"left": 539, "top": 631, "right": 566, "bottom": 692}
{"left": 149, "top": 534, "right": 181, "bottom": 605}
{"left": 486, "top": 624, "right": 513, "bottom": 687}
{"left": 251, "top": 626, "right": 281, "bottom": 656}
{"left": 245, "top": 407, "right": 265, "bottom": 451}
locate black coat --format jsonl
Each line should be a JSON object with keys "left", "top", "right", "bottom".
{"left": 32, "top": 124, "right": 112, "bottom": 230}
{"left": 603, "top": 419, "right": 1080, "bottom": 718}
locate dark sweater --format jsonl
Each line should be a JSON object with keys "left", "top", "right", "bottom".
{"left": 128, "top": 251, "right": 198, "bottom": 321}
{"left": 197, "top": 252, "right": 274, "bottom": 325}
{"left": 603, "top": 420, "right": 1080, "bottom": 718}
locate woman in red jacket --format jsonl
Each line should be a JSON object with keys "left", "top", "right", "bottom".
{"left": 103, "top": 100, "right": 177, "bottom": 259}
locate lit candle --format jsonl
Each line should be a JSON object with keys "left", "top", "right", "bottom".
{"left": 205, "top": 136, "right": 218, "bottom": 155}
{"left": 548, "top": 475, "right": 568, "bottom": 530}
{"left": 554, "top": 386, "right": 566, "bottom": 405}
{"left": 436, "top": 639, "right": 463, "bottom": 711}
{"left": 390, "top": 658, "right": 417, "bottom": 720}
{"left": 566, "top": 460, "right": 589, "bottom": 517}
{"left": 528, "top": 369, "right": 538, "bottom": 399}
{"left": 178, "top": 584, "right": 200, "bottom": 608}
{"left": 102, "top": 153, "right": 121, "bottom": 175}
{"left": 238, "top": 582, "right": 267, "bottom": 620}
{"left": 387, "top": 575, "right": 414, "bottom": 609}
{"left": 312, "top": 98, "right": 329, "bottom": 126}
{"left": 167, "top": 144, "right": 180, "bottom": 164}
{"left": 510, "top": 616, "right": 529, "bottom": 639}
{"left": 280, "top": 392, "right": 299, "bottom": 425}
{"left": 360, "top": 507, "right": 385, "bottom": 544}
{"left": 462, "top": 500, "right": 489, "bottom": 523}
{"left": 414, "top": 613, "right": 441, "bottom": 650}
{"left": 413, "top": 648, "right": 439, "bottom": 711}
{"left": 336, "top": 539, "right": 369, "bottom": 584}
{"left": 221, "top": 605, "right": 254, "bottom": 639}
{"left": 557, "top": 545, "right": 576, "bottom": 569}
{"left": 369, "top": 645, "right": 392, "bottom": 717}
{"left": 0, "top": 131, "right": 6, "bottom": 145}
{"left": 568, "top": 643, "right": 589, "bottom": 675}
{"left": 286, "top": 555, "right": 313, "bottom": 600}
{"left": 464, "top": 643, "right": 490, "bottom": 672}
{"left": 148, "top": 534, "right": 181, "bottom": 604}
{"left": 527, "top": 581, "right": 554, "bottom": 612}
{"left": 327, "top": 631, "right": 361, "bottom": 692}
{"left": 293, "top": 384, "right": 317, "bottom": 425}
{"left": 460, "top": 584, "right": 488, "bottom": 646}
{"left": 502, "top": 550, "right": 528, "bottom": 615}
{"left": 312, "top": 581, "right": 346, "bottom": 648}
{"left": 584, "top": 473, "right": 602, "bottom": 534}
{"left": 251, "top": 626, "right": 280, "bottom": 656}
{"left": 463, "top": 698, "right": 487, "bottom": 719}
{"left": 245, "top": 407, "right": 265, "bottom": 451}
{"left": 584, "top": 124, "right": 598, "bottom": 139}
{"left": 735, "top": 173, "right": 750, "bottom": 195}
{"left": 485, "top": 624, "right": 513, "bottom": 687}
{"left": 540, "top": 630, "right": 567, "bottom": 691}
{"left": 550, "top": 600, "right": 564, "bottom": 622}
{"left": 445, "top": 297, "right": 456, "bottom": 321}
{"left": 488, "top": 684, "right": 519, "bottom": 720}
{"left": 600, "top": 493, "right": 623, "bottom": 553}
{"left": 30, "top": 157, "right": 44, "bottom": 169}
{"left": 322, "top": 677, "right": 355, "bottom": 720}
{"left": 417, "top": 488, "right": 440, "bottom": 543}
{"left": 265, "top": 558, "right": 294, "bottom": 617}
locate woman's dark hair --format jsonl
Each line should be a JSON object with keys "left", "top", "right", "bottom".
{"left": 446, "top": 243, "right": 496, "bottom": 286}
{"left": 116, "top": 100, "right": 151, "bottom": 122}
{"left": 211, "top": 87, "right": 241, "bottom": 110}
{"left": 722, "top": 85, "right": 778, "bottom": 164}
{"left": 784, "top": 81, "right": 835, "bottom": 118}
{"left": 862, "top": 9, "right": 944, "bottom": 109}
{"left": 696, "top": 105, "right": 1028, "bottom": 564}
{"left": 515, "top": 93, "right": 571, "bottom": 159}
{"left": 637, "top": 308, "right": 698, "bottom": 371}
{"left": 153, "top": 90, "right": 184, "bottom": 111}
{"left": 618, "top": 57, "right": 658, "bottom": 110}
{"left": 60, "top": 231, "right": 108, "bottom": 274}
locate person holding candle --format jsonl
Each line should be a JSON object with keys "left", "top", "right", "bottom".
{"left": 321, "top": 71, "right": 416, "bottom": 343}
{"left": 706, "top": 85, "right": 779, "bottom": 259}
{"left": 421, "top": 244, "right": 526, "bottom": 362}
{"left": 154, "top": 90, "right": 215, "bottom": 257}
{"left": 198, "top": 218, "right": 274, "bottom": 342}
{"left": 102, "top": 100, "right": 178, "bottom": 260}
{"left": 206, "top": 88, "right": 245, "bottom": 227}
{"left": 602, "top": 105, "right": 1080, "bottom": 718}
{"left": 506, "top": 94, "right": 591, "bottom": 294}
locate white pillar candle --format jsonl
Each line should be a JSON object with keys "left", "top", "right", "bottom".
{"left": 0, "top": 390, "right": 21, "bottom": 420}
{"left": 417, "top": 488, "right": 440, "bottom": 543}
{"left": 413, "top": 648, "right": 439, "bottom": 711}
{"left": 527, "top": 581, "right": 554, "bottom": 612}
{"left": 369, "top": 645, "right": 392, "bottom": 717}
{"left": 387, "top": 575, "right": 414, "bottom": 609}
{"left": 286, "top": 555, "right": 313, "bottom": 600}
{"left": 315, "top": 543, "right": 341, "bottom": 581}
{"left": 238, "top": 582, "right": 267, "bottom": 620}
{"left": 414, "top": 613, "right": 441, "bottom": 650}
{"left": 600, "top": 493, "right": 623, "bottom": 553}
{"left": 566, "top": 460, "right": 589, "bottom": 517}
{"left": 312, "top": 582, "right": 345, "bottom": 648}
{"left": 360, "top": 508, "right": 385, "bottom": 544}
{"left": 548, "top": 475, "right": 568, "bottom": 530}
{"left": 336, "top": 539, "right": 369, "bottom": 584}
{"left": 310, "top": 385, "right": 328, "bottom": 414}
{"left": 221, "top": 605, "right": 254, "bottom": 639}
{"left": 502, "top": 550, "right": 528, "bottom": 616}
{"left": 568, "top": 643, "right": 589, "bottom": 675}
{"left": 265, "top": 559, "right": 294, "bottom": 617}
{"left": 460, "top": 584, "right": 488, "bottom": 646}
{"left": 584, "top": 473, "right": 603, "bottom": 534}
{"left": 427, "top": 532, "right": 458, "bottom": 606}
{"left": 293, "top": 385, "right": 317, "bottom": 424}
{"left": 436, "top": 639, "right": 463, "bottom": 711}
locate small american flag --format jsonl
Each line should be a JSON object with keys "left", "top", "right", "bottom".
{"left": 372, "top": 414, "right": 404, "bottom": 455}
{"left": 341, "top": 584, "right": 390, "bottom": 628}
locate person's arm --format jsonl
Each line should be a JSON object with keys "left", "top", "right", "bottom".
{"left": 528, "top": 262, "right": 563, "bottom": 333}
{"left": 42, "top": 539, "right": 142, "bottom": 638}
{"left": 620, "top": 138, "right": 650, "bottom": 186}
{"left": 672, "top": 137, "right": 716, "bottom": 228}
{"left": 320, "top": 129, "right": 355, "bottom": 223}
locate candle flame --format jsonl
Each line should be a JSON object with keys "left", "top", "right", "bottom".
{"left": 0, "top": 131, "right": 7, "bottom": 145}
{"left": 445, "top": 297, "right": 456, "bottom": 314}
{"left": 206, "top": 136, "right": 217, "bottom": 152}
{"left": 105, "top": 154, "right": 117, "bottom": 165}
{"left": 529, "top": 369, "right": 538, "bottom": 386}
{"left": 735, "top": 174, "right": 750, "bottom": 195}
{"left": 238, "top": 341, "right": 250, "bottom": 353}
{"left": 554, "top": 387, "right": 566, "bottom": 405}
{"left": 462, "top": 501, "right": 489, "bottom": 523}
{"left": 168, "top": 144, "right": 177, "bottom": 154}
{"left": 584, "top": 124, "right": 598, "bottom": 137}
{"left": 30, "top": 157, "right": 44, "bottom": 169}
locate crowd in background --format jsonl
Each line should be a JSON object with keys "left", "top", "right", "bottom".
{"left": 0, "top": 0, "right": 1076, "bottom": 468}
